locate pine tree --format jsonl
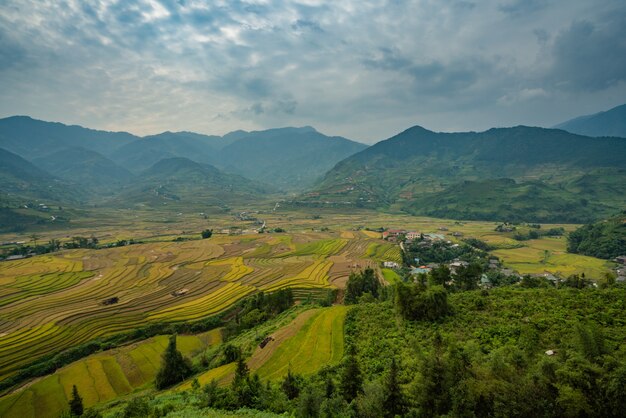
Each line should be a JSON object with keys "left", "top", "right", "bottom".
{"left": 339, "top": 346, "right": 362, "bottom": 402}
{"left": 68, "top": 384, "right": 84, "bottom": 416}
{"left": 155, "top": 335, "right": 193, "bottom": 389}
{"left": 382, "top": 358, "right": 406, "bottom": 417}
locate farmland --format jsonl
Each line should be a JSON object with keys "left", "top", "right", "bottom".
{"left": 0, "top": 206, "right": 619, "bottom": 417}
{"left": 0, "top": 227, "right": 380, "bottom": 382}
{"left": 0, "top": 330, "right": 222, "bottom": 418}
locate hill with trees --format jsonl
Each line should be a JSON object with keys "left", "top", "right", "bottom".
{"left": 567, "top": 211, "right": 626, "bottom": 259}
{"left": 299, "top": 125, "right": 626, "bottom": 222}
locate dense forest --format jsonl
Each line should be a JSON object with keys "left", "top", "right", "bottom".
{"left": 567, "top": 211, "right": 626, "bottom": 259}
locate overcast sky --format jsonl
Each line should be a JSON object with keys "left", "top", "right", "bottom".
{"left": 1, "top": 0, "right": 625, "bottom": 143}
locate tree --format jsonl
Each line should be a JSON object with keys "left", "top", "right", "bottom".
{"left": 201, "top": 229, "right": 213, "bottom": 239}
{"left": 340, "top": 346, "right": 363, "bottom": 402}
{"left": 345, "top": 268, "right": 381, "bottom": 304}
{"left": 155, "top": 335, "right": 193, "bottom": 389}
{"left": 281, "top": 368, "right": 300, "bottom": 400}
{"left": 382, "top": 358, "right": 406, "bottom": 417}
{"left": 68, "top": 384, "right": 84, "bottom": 416}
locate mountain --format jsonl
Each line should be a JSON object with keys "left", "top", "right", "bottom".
{"left": 109, "top": 131, "right": 230, "bottom": 172}
{"left": 0, "top": 116, "right": 137, "bottom": 159}
{"left": 0, "top": 147, "right": 84, "bottom": 204}
{"left": 554, "top": 103, "right": 626, "bottom": 138}
{"left": 110, "top": 157, "right": 271, "bottom": 207}
{"left": 301, "top": 125, "right": 626, "bottom": 222}
{"left": 32, "top": 147, "right": 134, "bottom": 189}
{"left": 216, "top": 127, "right": 367, "bottom": 191}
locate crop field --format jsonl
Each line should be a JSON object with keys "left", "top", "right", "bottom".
{"left": 183, "top": 306, "right": 347, "bottom": 388}
{"left": 0, "top": 329, "right": 221, "bottom": 418}
{"left": 255, "top": 306, "right": 347, "bottom": 380}
{"left": 0, "top": 229, "right": 383, "bottom": 382}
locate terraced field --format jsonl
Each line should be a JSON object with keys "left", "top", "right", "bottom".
{"left": 0, "top": 330, "right": 222, "bottom": 418}
{"left": 183, "top": 306, "right": 347, "bottom": 388}
{"left": 0, "top": 231, "right": 385, "bottom": 382}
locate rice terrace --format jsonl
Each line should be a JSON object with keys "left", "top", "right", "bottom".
{"left": 1, "top": 1, "right": 626, "bottom": 416}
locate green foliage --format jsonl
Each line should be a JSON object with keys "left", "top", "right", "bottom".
{"left": 344, "top": 268, "right": 380, "bottom": 304}
{"left": 201, "top": 229, "right": 213, "bottom": 239}
{"left": 395, "top": 283, "right": 450, "bottom": 321}
{"left": 339, "top": 346, "right": 363, "bottom": 402}
{"left": 155, "top": 335, "right": 193, "bottom": 389}
{"left": 281, "top": 370, "right": 301, "bottom": 400}
{"left": 567, "top": 211, "right": 626, "bottom": 259}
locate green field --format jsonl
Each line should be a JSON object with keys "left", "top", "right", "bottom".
{"left": 0, "top": 330, "right": 221, "bottom": 418}
{"left": 255, "top": 306, "right": 347, "bottom": 380}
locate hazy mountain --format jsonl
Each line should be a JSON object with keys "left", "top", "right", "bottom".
{"left": 32, "top": 147, "right": 134, "bottom": 189}
{"left": 301, "top": 125, "right": 626, "bottom": 222}
{"left": 217, "top": 127, "right": 367, "bottom": 191}
{"left": 109, "top": 131, "right": 230, "bottom": 172}
{"left": 0, "top": 116, "right": 137, "bottom": 159}
{"left": 111, "top": 157, "right": 271, "bottom": 207}
{"left": 554, "top": 103, "right": 626, "bottom": 138}
{"left": 0, "top": 147, "right": 85, "bottom": 204}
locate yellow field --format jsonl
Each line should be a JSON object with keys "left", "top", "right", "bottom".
{"left": 0, "top": 329, "right": 221, "bottom": 418}
{"left": 0, "top": 231, "right": 383, "bottom": 381}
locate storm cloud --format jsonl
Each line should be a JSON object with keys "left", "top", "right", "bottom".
{"left": 0, "top": 0, "right": 624, "bottom": 142}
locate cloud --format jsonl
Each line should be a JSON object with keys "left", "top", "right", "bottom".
{"left": 0, "top": 0, "right": 624, "bottom": 142}
{"left": 546, "top": 14, "right": 626, "bottom": 91}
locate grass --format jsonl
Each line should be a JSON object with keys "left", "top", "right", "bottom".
{"left": 381, "top": 268, "right": 402, "bottom": 284}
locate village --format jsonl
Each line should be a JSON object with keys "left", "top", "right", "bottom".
{"left": 378, "top": 227, "right": 626, "bottom": 289}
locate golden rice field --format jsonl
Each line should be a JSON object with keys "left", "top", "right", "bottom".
{"left": 0, "top": 231, "right": 384, "bottom": 382}
{"left": 0, "top": 329, "right": 222, "bottom": 418}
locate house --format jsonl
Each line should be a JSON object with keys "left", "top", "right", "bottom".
{"left": 480, "top": 274, "right": 491, "bottom": 288}
{"left": 452, "top": 232, "right": 463, "bottom": 237}
{"left": 383, "top": 229, "right": 405, "bottom": 241}
{"left": 383, "top": 261, "right": 399, "bottom": 268}
{"left": 405, "top": 231, "right": 421, "bottom": 240}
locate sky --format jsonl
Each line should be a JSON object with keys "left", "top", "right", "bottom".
{"left": 0, "top": 0, "right": 625, "bottom": 143}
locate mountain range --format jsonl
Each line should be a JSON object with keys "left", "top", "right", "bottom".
{"left": 1, "top": 104, "right": 625, "bottom": 225}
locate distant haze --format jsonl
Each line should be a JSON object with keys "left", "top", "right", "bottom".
{"left": 1, "top": 0, "right": 625, "bottom": 143}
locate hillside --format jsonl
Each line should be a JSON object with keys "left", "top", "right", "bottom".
{"left": 110, "top": 157, "right": 272, "bottom": 206}
{"left": 0, "top": 116, "right": 137, "bottom": 160}
{"left": 32, "top": 147, "right": 134, "bottom": 189}
{"left": 0, "top": 117, "right": 367, "bottom": 192}
{"left": 554, "top": 103, "right": 626, "bottom": 138}
{"left": 216, "top": 127, "right": 367, "bottom": 191}
{"left": 302, "top": 125, "right": 626, "bottom": 222}
{"left": 567, "top": 211, "right": 626, "bottom": 260}
{"left": 0, "top": 147, "right": 85, "bottom": 204}
{"left": 110, "top": 132, "right": 227, "bottom": 172}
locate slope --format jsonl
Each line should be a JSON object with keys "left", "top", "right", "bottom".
{"left": 0, "top": 116, "right": 137, "bottom": 160}
{"left": 109, "top": 132, "right": 228, "bottom": 173}
{"left": 217, "top": 127, "right": 367, "bottom": 191}
{"left": 303, "top": 125, "right": 626, "bottom": 222}
{"left": 554, "top": 103, "right": 626, "bottom": 138}
{"left": 0, "top": 147, "right": 85, "bottom": 204}
{"left": 32, "top": 147, "right": 134, "bottom": 189}
{"left": 110, "top": 157, "right": 272, "bottom": 207}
